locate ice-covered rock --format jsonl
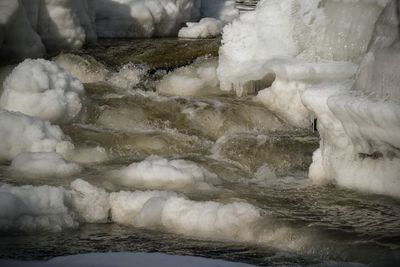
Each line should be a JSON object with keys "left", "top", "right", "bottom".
{"left": 0, "top": 183, "right": 76, "bottom": 231}
{"left": 70, "top": 179, "right": 110, "bottom": 223}
{"left": 302, "top": 0, "right": 400, "bottom": 198}
{"left": 110, "top": 156, "right": 219, "bottom": 191}
{"left": 179, "top": 18, "right": 224, "bottom": 39}
{"left": 218, "top": 0, "right": 389, "bottom": 127}
{"left": 157, "top": 58, "right": 222, "bottom": 96}
{"left": 9, "top": 152, "right": 81, "bottom": 178}
{"left": 0, "top": 110, "right": 74, "bottom": 162}
{"left": 0, "top": 59, "right": 85, "bottom": 123}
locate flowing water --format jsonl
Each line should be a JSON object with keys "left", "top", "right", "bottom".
{"left": 0, "top": 39, "right": 399, "bottom": 267}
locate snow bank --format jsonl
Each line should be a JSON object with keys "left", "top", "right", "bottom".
{"left": 179, "top": 18, "right": 223, "bottom": 39}
{"left": 0, "top": 252, "right": 255, "bottom": 267}
{"left": 157, "top": 58, "right": 222, "bottom": 96}
{"left": 95, "top": 0, "right": 201, "bottom": 38}
{"left": 217, "top": 0, "right": 388, "bottom": 127}
{"left": 0, "top": 110, "right": 74, "bottom": 162}
{"left": 0, "top": 183, "right": 76, "bottom": 231}
{"left": 9, "top": 152, "right": 81, "bottom": 178}
{"left": 110, "top": 156, "right": 219, "bottom": 190}
{"left": 0, "top": 0, "right": 238, "bottom": 58}
{"left": 0, "top": 0, "right": 45, "bottom": 61}
{"left": 0, "top": 59, "right": 85, "bottom": 123}
{"left": 0, "top": 0, "right": 95, "bottom": 59}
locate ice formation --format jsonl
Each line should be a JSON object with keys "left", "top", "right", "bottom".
{"left": 0, "top": 183, "right": 76, "bottom": 231}
{"left": 0, "top": 0, "right": 238, "bottom": 59}
{"left": 302, "top": 0, "right": 400, "bottom": 198}
{"left": 218, "top": 0, "right": 389, "bottom": 127}
{"left": 178, "top": 18, "right": 224, "bottom": 39}
{"left": 0, "top": 59, "right": 85, "bottom": 123}
{"left": 0, "top": 179, "right": 262, "bottom": 242}
{"left": 0, "top": 110, "right": 73, "bottom": 162}
{"left": 110, "top": 156, "right": 219, "bottom": 190}
{"left": 157, "top": 58, "right": 222, "bottom": 96}
{"left": 9, "top": 152, "right": 81, "bottom": 178}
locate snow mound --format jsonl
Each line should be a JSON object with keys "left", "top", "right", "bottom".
{"left": 0, "top": 183, "right": 76, "bottom": 232}
{"left": 9, "top": 152, "right": 81, "bottom": 178}
{"left": 157, "top": 58, "right": 222, "bottom": 96}
{"left": 0, "top": 59, "right": 85, "bottom": 123}
{"left": 70, "top": 179, "right": 110, "bottom": 223}
{"left": 109, "top": 189, "right": 261, "bottom": 241}
{"left": 179, "top": 18, "right": 223, "bottom": 39}
{"left": 110, "top": 156, "right": 219, "bottom": 190}
{"left": 0, "top": 110, "right": 74, "bottom": 162}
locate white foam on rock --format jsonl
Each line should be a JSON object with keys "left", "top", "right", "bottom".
{"left": 157, "top": 58, "right": 222, "bottom": 96}
{"left": 0, "top": 110, "right": 74, "bottom": 162}
{"left": 0, "top": 59, "right": 85, "bottom": 123}
{"left": 9, "top": 152, "right": 81, "bottom": 178}
{"left": 110, "top": 156, "right": 219, "bottom": 191}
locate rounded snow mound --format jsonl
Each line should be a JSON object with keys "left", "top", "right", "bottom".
{"left": 0, "top": 110, "right": 74, "bottom": 162}
{"left": 9, "top": 152, "right": 81, "bottom": 178}
{"left": 0, "top": 59, "right": 85, "bottom": 123}
{"left": 111, "top": 156, "right": 219, "bottom": 191}
{"left": 178, "top": 18, "right": 223, "bottom": 39}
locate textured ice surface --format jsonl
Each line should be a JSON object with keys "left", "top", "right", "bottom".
{"left": 157, "top": 58, "right": 221, "bottom": 96}
{"left": 217, "top": 0, "right": 388, "bottom": 127}
{"left": 9, "top": 152, "right": 81, "bottom": 178}
{"left": 179, "top": 18, "right": 224, "bottom": 39}
{"left": 0, "top": 0, "right": 238, "bottom": 59}
{"left": 0, "top": 110, "right": 73, "bottom": 162}
{"left": 110, "top": 156, "right": 219, "bottom": 190}
{"left": 0, "top": 59, "right": 85, "bottom": 123}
